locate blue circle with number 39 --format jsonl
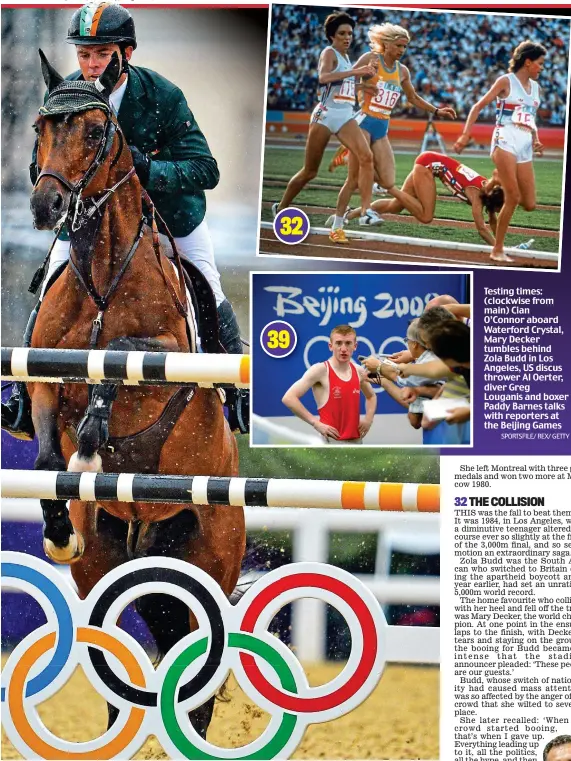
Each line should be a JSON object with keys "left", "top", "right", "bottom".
{"left": 260, "top": 321, "right": 297, "bottom": 358}
{"left": 273, "top": 208, "right": 310, "bottom": 245}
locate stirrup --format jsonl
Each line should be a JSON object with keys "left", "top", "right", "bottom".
{"left": 226, "top": 388, "right": 249, "bottom": 434}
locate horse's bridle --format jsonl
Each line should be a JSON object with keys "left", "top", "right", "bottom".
{"left": 31, "top": 81, "right": 189, "bottom": 351}
{"left": 32, "top": 86, "right": 142, "bottom": 348}
{"left": 34, "top": 89, "right": 131, "bottom": 233}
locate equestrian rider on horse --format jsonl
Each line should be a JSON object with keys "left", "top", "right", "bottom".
{"left": 2, "top": 1, "right": 249, "bottom": 439}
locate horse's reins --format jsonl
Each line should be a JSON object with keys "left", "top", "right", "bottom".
{"left": 140, "top": 188, "right": 189, "bottom": 320}
{"left": 31, "top": 83, "right": 188, "bottom": 348}
{"left": 69, "top": 217, "right": 146, "bottom": 347}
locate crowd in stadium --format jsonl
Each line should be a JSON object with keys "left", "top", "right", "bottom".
{"left": 267, "top": 5, "right": 569, "bottom": 125}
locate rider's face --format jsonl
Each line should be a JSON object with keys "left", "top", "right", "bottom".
{"left": 76, "top": 44, "right": 133, "bottom": 82}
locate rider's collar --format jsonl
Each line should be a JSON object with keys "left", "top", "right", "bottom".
{"left": 109, "top": 76, "right": 128, "bottom": 116}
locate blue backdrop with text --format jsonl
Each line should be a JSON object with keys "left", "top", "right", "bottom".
{"left": 253, "top": 272, "right": 469, "bottom": 417}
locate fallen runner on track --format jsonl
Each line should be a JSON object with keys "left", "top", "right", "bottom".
{"left": 341, "top": 151, "right": 505, "bottom": 253}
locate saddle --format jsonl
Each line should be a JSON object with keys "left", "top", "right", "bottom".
{"left": 178, "top": 259, "right": 222, "bottom": 355}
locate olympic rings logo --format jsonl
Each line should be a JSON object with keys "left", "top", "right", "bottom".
{"left": 1, "top": 551, "right": 387, "bottom": 760}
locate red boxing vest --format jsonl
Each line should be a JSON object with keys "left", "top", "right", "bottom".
{"left": 318, "top": 361, "right": 361, "bottom": 440}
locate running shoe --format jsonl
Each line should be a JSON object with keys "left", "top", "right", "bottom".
{"left": 373, "top": 183, "right": 387, "bottom": 195}
{"left": 359, "top": 209, "right": 384, "bottom": 226}
{"left": 329, "top": 228, "right": 348, "bottom": 244}
{"left": 328, "top": 147, "right": 349, "bottom": 172}
{"left": 271, "top": 202, "right": 279, "bottom": 218}
{"left": 325, "top": 210, "right": 352, "bottom": 227}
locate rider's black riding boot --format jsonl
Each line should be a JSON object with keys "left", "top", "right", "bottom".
{"left": 217, "top": 299, "right": 249, "bottom": 435}
{"left": 1, "top": 304, "right": 39, "bottom": 441}
{"left": 217, "top": 299, "right": 243, "bottom": 355}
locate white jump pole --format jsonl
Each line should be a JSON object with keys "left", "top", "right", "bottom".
{"left": 1, "top": 470, "right": 440, "bottom": 512}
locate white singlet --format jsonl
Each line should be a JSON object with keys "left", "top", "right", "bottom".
{"left": 492, "top": 73, "right": 540, "bottom": 164}
{"left": 310, "top": 47, "right": 355, "bottom": 134}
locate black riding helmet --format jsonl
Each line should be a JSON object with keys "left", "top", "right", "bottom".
{"left": 67, "top": 2, "right": 137, "bottom": 49}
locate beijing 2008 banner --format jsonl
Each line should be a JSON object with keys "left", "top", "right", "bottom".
{"left": 1, "top": 552, "right": 387, "bottom": 760}
{"left": 252, "top": 271, "right": 469, "bottom": 418}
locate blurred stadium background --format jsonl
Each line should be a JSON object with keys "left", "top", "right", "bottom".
{"left": 262, "top": 5, "right": 569, "bottom": 254}
{"left": 2, "top": 8, "right": 440, "bottom": 757}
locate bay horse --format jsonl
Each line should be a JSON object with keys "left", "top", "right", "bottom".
{"left": 28, "top": 51, "right": 245, "bottom": 736}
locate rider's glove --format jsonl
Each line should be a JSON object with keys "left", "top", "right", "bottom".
{"left": 129, "top": 145, "right": 151, "bottom": 186}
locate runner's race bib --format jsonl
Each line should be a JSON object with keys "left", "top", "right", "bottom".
{"left": 457, "top": 164, "right": 480, "bottom": 182}
{"left": 369, "top": 81, "right": 401, "bottom": 115}
{"left": 311, "top": 105, "right": 327, "bottom": 123}
{"left": 511, "top": 105, "right": 536, "bottom": 130}
{"left": 333, "top": 78, "right": 355, "bottom": 104}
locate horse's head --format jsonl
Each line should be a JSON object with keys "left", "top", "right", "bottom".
{"left": 30, "top": 50, "right": 124, "bottom": 230}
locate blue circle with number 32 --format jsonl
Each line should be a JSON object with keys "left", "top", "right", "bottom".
{"left": 260, "top": 321, "right": 297, "bottom": 358}
{"left": 273, "top": 208, "right": 310, "bottom": 245}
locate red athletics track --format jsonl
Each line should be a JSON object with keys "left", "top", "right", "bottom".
{"left": 258, "top": 229, "right": 559, "bottom": 270}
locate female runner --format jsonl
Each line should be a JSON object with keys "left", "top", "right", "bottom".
{"left": 273, "top": 12, "right": 382, "bottom": 242}
{"left": 329, "top": 22, "right": 456, "bottom": 242}
{"left": 454, "top": 40, "right": 546, "bottom": 262}
{"left": 342, "top": 151, "right": 505, "bottom": 246}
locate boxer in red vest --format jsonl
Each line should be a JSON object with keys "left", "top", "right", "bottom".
{"left": 282, "top": 325, "right": 376, "bottom": 444}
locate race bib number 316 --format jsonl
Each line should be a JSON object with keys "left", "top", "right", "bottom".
{"left": 370, "top": 82, "right": 401, "bottom": 113}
